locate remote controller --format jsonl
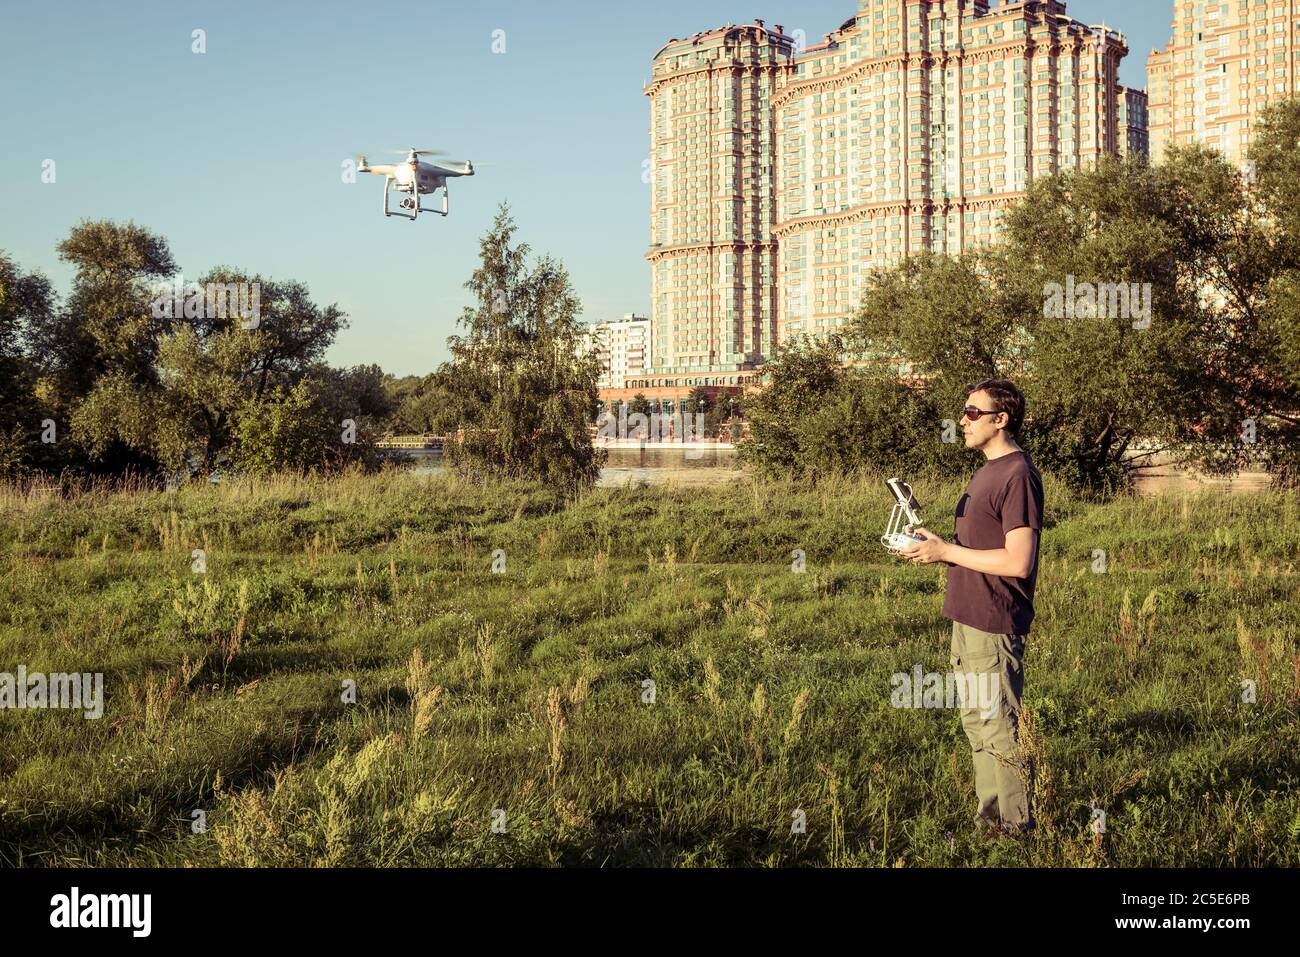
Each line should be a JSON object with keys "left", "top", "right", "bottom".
{"left": 883, "top": 529, "right": 926, "bottom": 551}
{"left": 881, "top": 478, "right": 926, "bottom": 555}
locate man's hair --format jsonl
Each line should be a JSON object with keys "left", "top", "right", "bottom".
{"left": 965, "top": 378, "right": 1026, "bottom": 437}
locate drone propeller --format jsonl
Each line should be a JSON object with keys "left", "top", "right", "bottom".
{"left": 388, "top": 148, "right": 449, "bottom": 157}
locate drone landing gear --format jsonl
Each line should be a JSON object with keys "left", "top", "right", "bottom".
{"left": 382, "top": 176, "right": 401, "bottom": 219}
{"left": 382, "top": 176, "right": 448, "bottom": 220}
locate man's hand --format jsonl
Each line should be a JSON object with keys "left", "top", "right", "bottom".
{"left": 901, "top": 528, "right": 949, "bottom": 565}
{"left": 907, "top": 526, "right": 1039, "bottom": 578}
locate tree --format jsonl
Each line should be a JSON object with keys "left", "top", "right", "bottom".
{"left": 996, "top": 154, "right": 1217, "bottom": 490}
{"left": 387, "top": 373, "right": 443, "bottom": 434}
{"left": 305, "top": 362, "right": 392, "bottom": 470}
{"left": 64, "top": 254, "right": 347, "bottom": 475}
{"left": 227, "top": 366, "right": 389, "bottom": 478}
{"left": 739, "top": 334, "right": 966, "bottom": 480}
{"left": 160, "top": 269, "right": 346, "bottom": 473}
{"left": 849, "top": 247, "right": 1032, "bottom": 420}
{"left": 432, "top": 204, "right": 602, "bottom": 492}
{"left": 0, "top": 253, "right": 55, "bottom": 477}
{"left": 1229, "top": 100, "right": 1300, "bottom": 483}
{"left": 719, "top": 394, "right": 745, "bottom": 443}
{"left": 686, "top": 386, "right": 711, "bottom": 415}
{"left": 4, "top": 222, "right": 392, "bottom": 481}
{"left": 740, "top": 336, "right": 843, "bottom": 475}
{"left": 29, "top": 221, "right": 179, "bottom": 475}
{"left": 51, "top": 220, "right": 177, "bottom": 387}
{"left": 311, "top": 363, "right": 395, "bottom": 427}
{"left": 229, "top": 380, "right": 333, "bottom": 476}
{"left": 849, "top": 152, "right": 1285, "bottom": 491}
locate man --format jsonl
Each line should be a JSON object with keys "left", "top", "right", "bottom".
{"left": 902, "top": 379, "right": 1043, "bottom": 838}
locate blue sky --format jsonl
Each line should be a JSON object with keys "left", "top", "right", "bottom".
{"left": 1, "top": 0, "right": 1173, "bottom": 377}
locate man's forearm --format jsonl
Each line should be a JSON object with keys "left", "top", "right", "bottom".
{"left": 940, "top": 542, "right": 1026, "bottom": 578}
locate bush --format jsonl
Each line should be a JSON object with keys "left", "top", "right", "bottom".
{"left": 230, "top": 381, "right": 334, "bottom": 476}
{"left": 739, "top": 335, "right": 974, "bottom": 481}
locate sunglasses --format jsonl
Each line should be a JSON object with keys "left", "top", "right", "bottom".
{"left": 961, "top": 406, "right": 1003, "bottom": 421}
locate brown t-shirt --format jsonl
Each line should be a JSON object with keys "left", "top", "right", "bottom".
{"left": 941, "top": 449, "right": 1044, "bottom": 635}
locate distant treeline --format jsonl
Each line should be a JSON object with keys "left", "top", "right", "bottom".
{"left": 0, "top": 220, "right": 418, "bottom": 482}
{"left": 0, "top": 202, "right": 601, "bottom": 492}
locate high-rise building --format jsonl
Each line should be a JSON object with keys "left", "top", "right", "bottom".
{"left": 646, "top": 21, "right": 792, "bottom": 386}
{"left": 580, "top": 314, "right": 651, "bottom": 390}
{"left": 1147, "top": 0, "right": 1300, "bottom": 168}
{"left": 645, "top": 0, "right": 1142, "bottom": 395}
{"left": 1118, "top": 85, "right": 1150, "bottom": 160}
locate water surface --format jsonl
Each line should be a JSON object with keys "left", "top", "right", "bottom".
{"left": 397, "top": 448, "right": 1275, "bottom": 494}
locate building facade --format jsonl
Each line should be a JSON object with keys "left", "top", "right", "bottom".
{"left": 645, "top": 0, "right": 1143, "bottom": 397}
{"left": 580, "top": 314, "right": 651, "bottom": 390}
{"left": 1147, "top": 0, "right": 1300, "bottom": 168}
{"left": 1118, "top": 85, "right": 1150, "bottom": 160}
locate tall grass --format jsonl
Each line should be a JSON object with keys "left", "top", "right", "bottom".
{"left": 0, "top": 467, "right": 1296, "bottom": 866}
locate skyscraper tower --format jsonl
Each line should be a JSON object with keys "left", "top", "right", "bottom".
{"left": 646, "top": 22, "right": 793, "bottom": 380}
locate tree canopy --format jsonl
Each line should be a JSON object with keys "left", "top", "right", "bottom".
{"left": 431, "top": 203, "right": 603, "bottom": 493}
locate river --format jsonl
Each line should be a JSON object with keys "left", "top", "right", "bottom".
{"left": 397, "top": 448, "right": 1275, "bottom": 493}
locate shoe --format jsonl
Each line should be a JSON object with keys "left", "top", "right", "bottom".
{"left": 976, "top": 820, "right": 1031, "bottom": 842}
{"left": 974, "top": 816, "right": 1004, "bottom": 841}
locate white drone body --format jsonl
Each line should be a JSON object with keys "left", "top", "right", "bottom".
{"left": 357, "top": 147, "right": 474, "bottom": 220}
{"left": 881, "top": 477, "right": 927, "bottom": 555}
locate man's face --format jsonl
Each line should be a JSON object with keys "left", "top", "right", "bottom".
{"left": 960, "top": 389, "right": 1007, "bottom": 450}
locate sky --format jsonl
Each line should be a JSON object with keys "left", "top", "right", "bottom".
{"left": 0, "top": 0, "right": 1175, "bottom": 378}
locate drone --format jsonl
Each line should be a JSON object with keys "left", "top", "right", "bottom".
{"left": 357, "top": 147, "right": 474, "bottom": 220}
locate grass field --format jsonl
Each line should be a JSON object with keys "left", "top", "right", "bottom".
{"left": 1, "top": 468, "right": 1297, "bottom": 867}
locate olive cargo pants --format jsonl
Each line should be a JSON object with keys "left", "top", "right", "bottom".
{"left": 950, "top": 621, "right": 1033, "bottom": 832}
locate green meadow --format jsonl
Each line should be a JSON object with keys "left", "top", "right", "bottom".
{"left": 0, "top": 469, "right": 1297, "bottom": 867}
